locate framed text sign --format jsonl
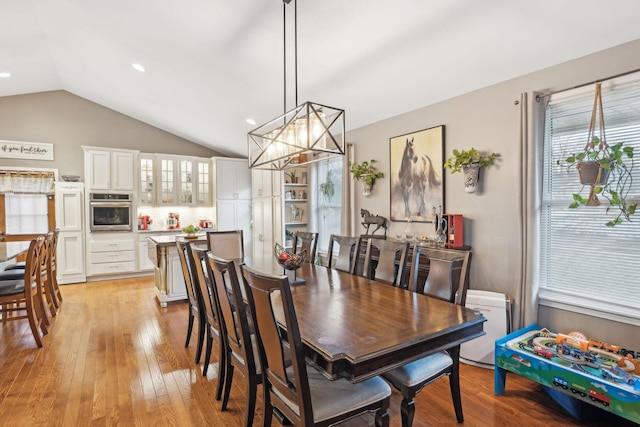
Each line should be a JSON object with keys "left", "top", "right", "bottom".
{"left": 389, "top": 125, "right": 444, "bottom": 222}
{"left": 0, "top": 140, "right": 54, "bottom": 161}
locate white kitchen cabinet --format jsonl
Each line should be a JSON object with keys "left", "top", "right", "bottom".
{"left": 57, "top": 232, "right": 85, "bottom": 283}
{"left": 139, "top": 236, "right": 155, "bottom": 272}
{"left": 214, "top": 158, "right": 252, "bottom": 200}
{"left": 150, "top": 154, "right": 209, "bottom": 207}
{"left": 196, "top": 159, "right": 211, "bottom": 206}
{"left": 54, "top": 181, "right": 86, "bottom": 284}
{"left": 178, "top": 158, "right": 195, "bottom": 205}
{"left": 139, "top": 154, "right": 155, "bottom": 206}
{"left": 83, "top": 146, "right": 137, "bottom": 192}
{"left": 212, "top": 157, "right": 252, "bottom": 254}
{"left": 157, "top": 155, "right": 177, "bottom": 206}
{"left": 87, "top": 236, "right": 136, "bottom": 276}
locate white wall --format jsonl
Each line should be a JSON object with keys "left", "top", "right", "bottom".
{"left": 347, "top": 38, "right": 640, "bottom": 349}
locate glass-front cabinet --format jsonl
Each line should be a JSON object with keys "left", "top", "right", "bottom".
{"left": 158, "top": 156, "right": 176, "bottom": 206}
{"left": 138, "top": 154, "right": 211, "bottom": 207}
{"left": 178, "top": 159, "right": 194, "bottom": 205}
{"left": 196, "top": 159, "right": 211, "bottom": 206}
{"left": 139, "top": 155, "right": 155, "bottom": 206}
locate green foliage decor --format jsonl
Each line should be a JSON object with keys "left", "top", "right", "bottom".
{"left": 443, "top": 148, "right": 501, "bottom": 174}
{"left": 348, "top": 159, "right": 384, "bottom": 186}
{"left": 559, "top": 136, "right": 636, "bottom": 227}
{"left": 319, "top": 168, "right": 335, "bottom": 200}
{"left": 182, "top": 224, "right": 200, "bottom": 235}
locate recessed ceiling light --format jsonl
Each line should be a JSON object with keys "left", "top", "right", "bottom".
{"left": 132, "top": 63, "right": 145, "bottom": 73}
{"left": 246, "top": 118, "right": 256, "bottom": 125}
{"left": 0, "top": 72, "right": 11, "bottom": 78}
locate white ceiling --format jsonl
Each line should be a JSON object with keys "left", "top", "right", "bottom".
{"left": 2, "top": 0, "right": 640, "bottom": 157}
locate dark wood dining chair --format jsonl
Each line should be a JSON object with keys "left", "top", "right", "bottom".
{"left": 176, "top": 239, "right": 205, "bottom": 364}
{"left": 206, "top": 230, "right": 244, "bottom": 260}
{"left": 189, "top": 246, "right": 227, "bottom": 402}
{"left": 293, "top": 231, "right": 317, "bottom": 264}
{"left": 0, "top": 236, "right": 48, "bottom": 347}
{"left": 382, "top": 246, "right": 472, "bottom": 427}
{"left": 241, "top": 265, "right": 392, "bottom": 427}
{"left": 326, "top": 234, "right": 358, "bottom": 273}
{"left": 363, "top": 238, "right": 409, "bottom": 286}
{"left": 207, "top": 253, "right": 261, "bottom": 427}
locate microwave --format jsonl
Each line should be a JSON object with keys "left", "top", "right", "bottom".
{"left": 89, "top": 193, "right": 133, "bottom": 231}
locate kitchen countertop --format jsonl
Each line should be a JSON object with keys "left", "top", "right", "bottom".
{"left": 138, "top": 228, "right": 216, "bottom": 234}
{"left": 147, "top": 234, "right": 207, "bottom": 246}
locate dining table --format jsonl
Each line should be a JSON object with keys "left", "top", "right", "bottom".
{"left": 241, "top": 258, "right": 486, "bottom": 383}
{"left": 0, "top": 240, "right": 31, "bottom": 263}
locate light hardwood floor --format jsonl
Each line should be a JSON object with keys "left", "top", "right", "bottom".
{"left": 0, "top": 277, "right": 635, "bottom": 426}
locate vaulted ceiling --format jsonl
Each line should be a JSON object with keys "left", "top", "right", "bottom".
{"left": 2, "top": 0, "right": 640, "bottom": 157}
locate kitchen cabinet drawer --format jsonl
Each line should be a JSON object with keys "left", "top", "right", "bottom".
{"left": 90, "top": 250, "right": 135, "bottom": 264}
{"left": 90, "top": 240, "right": 135, "bottom": 253}
{"left": 89, "top": 261, "right": 136, "bottom": 276}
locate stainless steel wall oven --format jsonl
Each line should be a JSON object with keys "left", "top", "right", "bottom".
{"left": 89, "top": 193, "right": 132, "bottom": 231}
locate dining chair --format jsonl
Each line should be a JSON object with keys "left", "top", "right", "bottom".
{"left": 189, "top": 245, "right": 227, "bottom": 401}
{"left": 1, "top": 233, "right": 57, "bottom": 321}
{"left": 40, "top": 231, "right": 59, "bottom": 317}
{"left": 363, "top": 238, "right": 409, "bottom": 287}
{"left": 241, "top": 265, "right": 392, "bottom": 427}
{"left": 207, "top": 253, "right": 262, "bottom": 427}
{"left": 49, "top": 229, "right": 63, "bottom": 307}
{"left": 0, "top": 236, "right": 48, "bottom": 347}
{"left": 382, "top": 246, "right": 472, "bottom": 427}
{"left": 293, "top": 231, "right": 317, "bottom": 264}
{"left": 206, "top": 230, "right": 244, "bottom": 260}
{"left": 326, "top": 234, "right": 358, "bottom": 273}
{"left": 176, "top": 238, "right": 205, "bottom": 364}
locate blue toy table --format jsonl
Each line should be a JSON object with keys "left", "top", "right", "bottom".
{"left": 495, "top": 324, "right": 640, "bottom": 424}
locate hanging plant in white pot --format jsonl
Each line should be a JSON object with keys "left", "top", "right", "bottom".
{"left": 349, "top": 159, "right": 384, "bottom": 197}
{"left": 444, "top": 148, "right": 501, "bottom": 193}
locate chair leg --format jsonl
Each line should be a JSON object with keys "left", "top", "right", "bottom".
{"left": 400, "top": 397, "right": 415, "bottom": 427}
{"left": 195, "top": 313, "right": 205, "bottom": 364}
{"left": 221, "top": 362, "right": 234, "bottom": 411}
{"left": 185, "top": 308, "right": 194, "bottom": 347}
{"left": 244, "top": 372, "right": 257, "bottom": 427}
{"left": 25, "top": 298, "right": 43, "bottom": 347}
{"left": 448, "top": 353, "right": 464, "bottom": 423}
{"left": 375, "top": 405, "right": 390, "bottom": 427}
{"left": 202, "top": 332, "right": 213, "bottom": 377}
{"left": 36, "top": 286, "right": 50, "bottom": 328}
{"left": 262, "top": 373, "right": 273, "bottom": 427}
{"left": 215, "top": 336, "right": 227, "bottom": 402}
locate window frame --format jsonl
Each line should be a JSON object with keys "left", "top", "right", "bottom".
{"left": 538, "top": 74, "right": 640, "bottom": 326}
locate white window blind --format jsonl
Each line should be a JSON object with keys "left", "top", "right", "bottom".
{"left": 540, "top": 74, "right": 640, "bottom": 324}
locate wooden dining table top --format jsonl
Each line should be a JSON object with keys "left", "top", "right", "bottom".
{"left": 241, "top": 258, "right": 486, "bottom": 383}
{"left": 0, "top": 240, "right": 31, "bottom": 263}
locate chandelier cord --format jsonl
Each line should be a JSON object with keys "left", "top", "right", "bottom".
{"left": 283, "top": 0, "right": 299, "bottom": 115}
{"left": 294, "top": 0, "right": 298, "bottom": 107}
{"left": 283, "top": 1, "right": 287, "bottom": 116}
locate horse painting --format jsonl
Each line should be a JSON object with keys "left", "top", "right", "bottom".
{"left": 390, "top": 127, "right": 444, "bottom": 221}
{"left": 360, "top": 209, "right": 387, "bottom": 236}
{"left": 398, "top": 138, "right": 441, "bottom": 217}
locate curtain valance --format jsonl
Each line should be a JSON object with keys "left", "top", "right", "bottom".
{"left": 0, "top": 170, "right": 55, "bottom": 194}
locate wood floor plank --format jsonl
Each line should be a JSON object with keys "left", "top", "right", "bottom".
{"left": 0, "top": 276, "right": 637, "bottom": 427}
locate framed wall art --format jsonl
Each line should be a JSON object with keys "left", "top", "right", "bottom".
{"left": 389, "top": 125, "right": 444, "bottom": 222}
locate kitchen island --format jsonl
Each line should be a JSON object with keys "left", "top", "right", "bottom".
{"left": 147, "top": 234, "right": 207, "bottom": 307}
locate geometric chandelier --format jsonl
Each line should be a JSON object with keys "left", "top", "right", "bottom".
{"left": 248, "top": 101, "right": 345, "bottom": 170}
{"left": 247, "top": 0, "right": 345, "bottom": 171}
